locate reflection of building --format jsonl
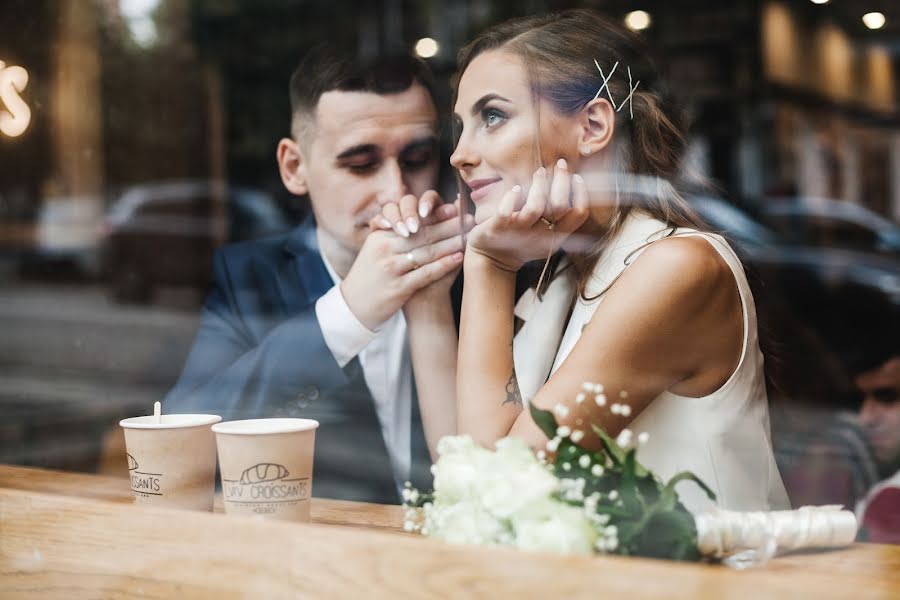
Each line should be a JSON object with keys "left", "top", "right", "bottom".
{"left": 1, "top": 0, "right": 899, "bottom": 228}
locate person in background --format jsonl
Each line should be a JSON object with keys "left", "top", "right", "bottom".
{"left": 855, "top": 356, "right": 900, "bottom": 543}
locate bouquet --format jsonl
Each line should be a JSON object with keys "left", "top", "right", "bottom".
{"left": 403, "top": 385, "right": 857, "bottom": 563}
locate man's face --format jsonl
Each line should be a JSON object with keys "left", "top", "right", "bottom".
{"left": 301, "top": 84, "right": 439, "bottom": 253}
{"left": 857, "top": 358, "right": 900, "bottom": 469}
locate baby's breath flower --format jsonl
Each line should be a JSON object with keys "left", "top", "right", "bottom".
{"left": 562, "top": 462, "right": 572, "bottom": 471}
{"left": 638, "top": 431, "right": 650, "bottom": 445}
{"left": 591, "top": 464, "right": 604, "bottom": 477}
{"left": 594, "top": 394, "right": 607, "bottom": 407}
{"left": 404, "top": 520, "right": 416, "bottom": 532}
{"left": 619, "top": 390, "right": 629, "bottom": 400}
{"left": 536, "top": 450, "right": 547, "bottom": 461}
{"left": 608, "top": 490, "right": 619, "bottom": 501}
{"left": 575, "top": 392, "right": 586, "bottom": 404}
{"left": 554, "top": 404, "right": 570, "bottom": 418}
{"left": 610, "top": 403, "right": 621, "bottom": 415}
{"left": 546, "top": 436, "right": 561, "bottom": 453}
{"left": 578, "top": 454, "right": 591, "bottom": 469}
{"left": 594, "top": 383, "right": 605, "bottom": 394}
{"left": 615, "top": 428, "right": 633, "bottom": 447}
{"left": 556, "top": 425, "right": 572, "bottom": 438}
{"left": 620, "top": 405, "right": 632, "bottom": 417}
{"left": 570, "top": 429, "right": 585, "bottom": 443}
{"left": 582, "top": 382, "right": 595, "bottom": 392}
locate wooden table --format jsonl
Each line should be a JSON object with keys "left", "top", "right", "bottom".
{"left": 1, "top": 464, "right": 898, "bottom": 599}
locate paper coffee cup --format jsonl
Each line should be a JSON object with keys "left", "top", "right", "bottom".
{"left": 119, "top": 414, "right": 221, "bottom": 511}
{"left": 212, "top": 418, "right": 319, "bottom": 522}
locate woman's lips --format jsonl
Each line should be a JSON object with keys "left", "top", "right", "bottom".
{"left": 468, "top": 178, "right": 501, "bottom": 202}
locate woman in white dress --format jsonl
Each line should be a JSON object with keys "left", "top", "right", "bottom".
{"left": 377, "top": 9, "right": 789, "bottom": 512}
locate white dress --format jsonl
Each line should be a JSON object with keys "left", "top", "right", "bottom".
{"left": 513, "top": 211, "right": 790, "bottom": 514}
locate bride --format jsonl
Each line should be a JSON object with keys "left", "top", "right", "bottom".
{"left": 376, "top": 9, "right": 789, "bottom": 513}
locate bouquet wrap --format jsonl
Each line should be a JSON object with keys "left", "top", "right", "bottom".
{"left": 695, "top": 505, "right": 857, "bottom": 559}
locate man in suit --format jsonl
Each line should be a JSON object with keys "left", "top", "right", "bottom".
{"left": 164, "top": 45, "right": 464, "bottom": 504}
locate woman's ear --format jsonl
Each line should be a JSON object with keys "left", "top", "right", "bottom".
{"left": 277, "top": 138, "right": 309, "bottom": 196}
{"left": 577, "top": 98, "right": 616, "bottom": 158}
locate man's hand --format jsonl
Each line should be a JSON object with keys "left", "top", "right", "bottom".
{"left": 341, "top": 194, "right": 470, "bottom": 331}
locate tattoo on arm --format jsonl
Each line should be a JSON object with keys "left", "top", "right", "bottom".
{"left": 503, "top": 369, "right": 523, "bottom": 407}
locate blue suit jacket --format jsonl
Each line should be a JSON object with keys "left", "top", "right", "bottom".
{"left": 165, "top": 218, "right": 430, "bottom": 504}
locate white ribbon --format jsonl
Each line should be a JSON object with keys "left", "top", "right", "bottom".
{"left": 695, "top": 505, "right": 857, "bottom": 567}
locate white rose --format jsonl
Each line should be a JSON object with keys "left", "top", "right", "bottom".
{"left": 425, "top": 500, "right": 508, "bottom": 546}
{"left": 512, "top": 498, "right": 599, "bottom": 555}
{"left": 480, "top": 438, "right": 558, "bottom": 518}
{"left": 432, "top": 436, "right": 492, "bottom": 502}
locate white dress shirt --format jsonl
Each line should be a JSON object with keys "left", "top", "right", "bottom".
{"left": 314, "top": 252, "right": 412, "bottom": 490}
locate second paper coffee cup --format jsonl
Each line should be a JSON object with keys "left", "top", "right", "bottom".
{"left": 212, "top": 418, "right": 319, "bottom": 522}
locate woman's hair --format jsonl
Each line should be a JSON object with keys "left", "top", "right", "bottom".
{"left": 452, "top": 9, "right": 706, "bottom": 300}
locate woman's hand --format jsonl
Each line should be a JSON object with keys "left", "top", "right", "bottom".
{"left": 467, "top": 159, "right": 589, "bottom": 273}
{"left": 368, "top": 191, "right": 473, "bottom": 315}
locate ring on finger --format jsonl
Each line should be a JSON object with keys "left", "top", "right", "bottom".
{"left": 405, "top": 251, "right": 419, "bottom": 270}
{"left": 539, "top": 217, "right": 556, "bottom": 230}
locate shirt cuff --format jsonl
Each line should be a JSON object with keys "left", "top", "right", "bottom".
{"left": 315, "top": 284, "right": 377, "bottom": 368}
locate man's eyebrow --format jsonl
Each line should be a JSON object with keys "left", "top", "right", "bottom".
{"left": 335, "top": 144, "right": 380, "bottom": 160}
{"left": 400, "top": 136, "right": 439, "bottom": 153}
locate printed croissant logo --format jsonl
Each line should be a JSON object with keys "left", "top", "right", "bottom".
{"left": 239, "top": 463, "right": 290, "bottom": 485}
{"left": 127, "top": 453, "right": 138, "bottom": 471}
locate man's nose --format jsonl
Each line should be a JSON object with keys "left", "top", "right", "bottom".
{"left": 859, "top": 397, "right": 883, "bottom": 425}
{"left": 376, "top": 161, "right": 408, "bottom": 205}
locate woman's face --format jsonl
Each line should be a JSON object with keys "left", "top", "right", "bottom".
{"left": 450, "top": 50, "right": 581, "bottom": 224}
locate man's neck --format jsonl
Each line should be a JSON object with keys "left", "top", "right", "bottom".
{"left": 316, "top": 228, "right": 356, "bottom": 279}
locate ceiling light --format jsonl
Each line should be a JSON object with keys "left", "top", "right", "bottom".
{"left": 415, "top": 38, "right": 439, "bottom": 59}
{"left": 862, "top": 12, "right": 886, "bottom": 30}
{"left": 624, "top": 10, "right": 651, "bottom": 32}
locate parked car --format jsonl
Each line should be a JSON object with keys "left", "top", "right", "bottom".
{"left": 101, "top": 181, "right": 292, "bottom": 302}
{"left": 18, "top": 196, "right": 104, "bottom": 278}
{"left": 762, "top": 196, "right": 900, "bottom": 256}
{"left": 688, "top": 194, "right": 900, "bottom": 384}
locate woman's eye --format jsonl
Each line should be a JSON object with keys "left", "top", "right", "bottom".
{"left": 482, "top": 108, "right": 506, "bottom": 129}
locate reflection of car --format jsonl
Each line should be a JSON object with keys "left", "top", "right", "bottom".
{"left": 21, "top": 196, "right": 104, "bottom": 277}
{"left": 102, "top": 181, "right": 292, "bottom": 302}
{"left": 689, "top": 194, "right": 899, "bottom": 378}
{"left": 763, "top": 197, "right": 900, "bottom": 256}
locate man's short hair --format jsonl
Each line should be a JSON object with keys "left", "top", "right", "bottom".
{"left": 288, "top": 44, "right": 438, "bottom": 144}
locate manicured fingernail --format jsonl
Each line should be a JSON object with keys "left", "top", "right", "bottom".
{"left": 557, "top": 158, "right": 568, "bottom": 170}
{"left": 511, "top": 185, "right": 522, "bottom": 194}
{"left": 419, "top": 201, "right": 429, "bottom": 218}
{"left": 377, "top": 217, "right": 392, "bottom": 229}
{"left": 573, "top": 174, "right": 584, "bottom": 184}
{"left": 406, "top": 217, "right": 419, "bottom": 234}
{"left": 396, "top": 222, "right": 410, "bottom": 237}
{"left": 536, "top": 167, "right": 547, "bottom": 177}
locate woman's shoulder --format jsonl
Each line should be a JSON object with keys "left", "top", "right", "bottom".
{"left": 626, "top": 234, "right": 733, "bottom": 298}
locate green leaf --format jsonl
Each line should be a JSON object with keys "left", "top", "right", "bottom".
{"left": 528, "top": 404, "right": 559, "bottom": 440}
{"left": 590, "top": 424, "right": 626, "bottom": 466}
{"left": 663, "top": 471, "right": 717, "bottom": 502}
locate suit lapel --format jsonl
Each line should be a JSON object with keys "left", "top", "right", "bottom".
{"left": 278, "top": 217, "right": 333, "bottom": 316}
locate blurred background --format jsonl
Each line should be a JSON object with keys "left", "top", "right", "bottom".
{"left": 0, "top": 0, "right": 898, "bottom": 518}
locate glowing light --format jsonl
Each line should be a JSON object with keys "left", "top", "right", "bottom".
{"left": 810, "top": 0, "right": 829, "bottom": 5}
{"left": 415, "top": 38, "right": 439, "bottom": 59}
{"left": 0, "top": 60, "right": 31, "bottom": 138}
{"left": 862, "top": 12, "right": 886, "bottom": 30}
{"left": 624, "top": 10, "right": 652, "bottom": 31}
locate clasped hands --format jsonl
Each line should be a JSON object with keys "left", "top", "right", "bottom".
{"left": 371, "top": 157, "right": 589, "bottom": 270}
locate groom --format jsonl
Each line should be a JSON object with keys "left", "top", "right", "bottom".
{"left": 164, "top": 44, "right": 460, "bottom": 504}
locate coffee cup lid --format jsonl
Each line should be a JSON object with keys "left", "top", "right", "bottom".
{"left": 120, "top": 414, "right": 222, "bottom": 429}
{"left": 212, "top": 418, "right": 319, "bottom": 435}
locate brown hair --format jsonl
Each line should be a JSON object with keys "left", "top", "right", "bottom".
{"left": 289, "top": 43, "right": 437, "bottom": 145}
{"left": 452, "top": 9, "right": 706, "bottom": 300}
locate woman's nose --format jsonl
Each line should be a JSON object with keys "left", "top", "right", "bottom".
{"left": 450, "top": 137, "right": 479, "bottom": 172}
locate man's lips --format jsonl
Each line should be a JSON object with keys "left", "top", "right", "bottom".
{"left": 467, "top": 178, "right": 501, "bottom": 202}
